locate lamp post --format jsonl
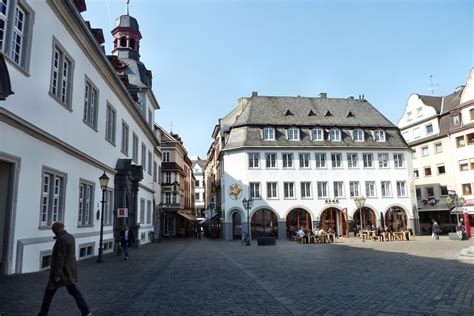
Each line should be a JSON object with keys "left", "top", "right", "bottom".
{"left": 354, "top": 196, "right": 366, "bottom": 242}
{"left": 97, "top": 171, "right": 109, "bottom": 263}
{"left": 242, "top": 197, "right": 253, "bottom": 246}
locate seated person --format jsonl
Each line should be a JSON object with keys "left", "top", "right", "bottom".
{"left": 297, "top": 227, "right": 305, "bottom": 238}
{"left": 318, "top": 227, "right": 327, "bottom": 242}
{"left": 327, "top": 227, "right": 336, "bottom": 242}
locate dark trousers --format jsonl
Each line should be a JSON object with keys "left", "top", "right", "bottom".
{"left": 38, "top": 284, "right": 90, "bottom": 316}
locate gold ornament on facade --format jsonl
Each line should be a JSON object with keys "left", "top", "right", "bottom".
{"left": 228, "top": 183, "right": 242, "bottom": 200}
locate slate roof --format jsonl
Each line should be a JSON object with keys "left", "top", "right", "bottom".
{"left": 419, "top": 95, "right": 443, "bottom": 113}
{"left": 121, "top": 58, "right": 151, "bottom": 88}
{"left": 224, "top": 96, "right": 409, "bottom": 151}
{"left": 115, "top": 15, "right": 139, "bottom": 32}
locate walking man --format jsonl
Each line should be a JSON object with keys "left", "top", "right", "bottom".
{"left": 38, "top": 222, "right": 91, "bottom": 316}
{"left": 120, "top": 224, "right": 134, "bottom": 260}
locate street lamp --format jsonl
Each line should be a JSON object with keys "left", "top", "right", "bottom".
{"left": 354, "top": 196, "right": 366, "bottom": 242}
{"left": 97, "top": 171, "right": 109, "bottom": 263}
{"left": 242, "top": 197, "right": 254, "bottom": 246}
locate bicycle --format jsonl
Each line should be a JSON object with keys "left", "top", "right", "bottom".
{"left": 241, "top": 232, "right": 250, "bottom": 246}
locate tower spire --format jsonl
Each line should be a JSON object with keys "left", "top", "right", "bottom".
{"left": 126, "top": 0, "right": 130, "bottom": 15}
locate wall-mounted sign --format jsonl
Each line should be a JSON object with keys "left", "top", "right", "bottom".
{"left": 228, "top": 183, "right": 242, "bottom": 200}
{"left": 117, "top": 208, "right": 128, "bottom": 218}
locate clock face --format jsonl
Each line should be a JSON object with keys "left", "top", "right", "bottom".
{"left": 228, "top": 183, "right": 243, "bottom": 200}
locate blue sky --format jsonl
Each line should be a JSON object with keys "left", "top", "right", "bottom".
{"left": 82, "top": 0, "right": 473, "bottom": 158}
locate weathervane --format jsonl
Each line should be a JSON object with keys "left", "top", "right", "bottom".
{"left": 126, "top": 0, "right": 130, "bottom": 15}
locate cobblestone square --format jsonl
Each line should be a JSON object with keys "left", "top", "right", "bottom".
{"left": 1, "top": 236, "right": 473, "bottom": 315}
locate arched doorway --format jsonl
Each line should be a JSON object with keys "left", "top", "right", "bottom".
{"left": 232, "top": 212, "right": 242, "bottom": 240}
{"left": 286, "top": 208, "right": 312, "bottom": 238}
{"left": 385, "top": 207, "right": 408, "bottom": 231}
{"left": 252, "top": 209, "right": 278, "bottom": 238}
{"left": 353, "top": 207, "right": 377, "bottom": 230}
{"left": 320, "top": 208, "right": 347, "bottom": 237}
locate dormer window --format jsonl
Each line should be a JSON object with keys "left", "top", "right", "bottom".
{"left": 374, "top": 129, "right": 386, "bottom": 142}
{"left": 263, "top": 127, "right": 275, "bottom": 140}
{"left": 329, "top": 128, "right": 341, "bottom": 141}
{"left": 353, "top": 129, "right": 364, "bottom": 142}
{"left": 312, "top": 128, "right": 324, "bottom": 141}
{"left": 288, "top": 128, "right": 299, "bottom": 141}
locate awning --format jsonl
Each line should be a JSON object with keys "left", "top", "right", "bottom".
{"left": 177, "top": 211, "right": 198, "bottom": 221}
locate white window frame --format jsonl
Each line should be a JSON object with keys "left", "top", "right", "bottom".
{"left": 282, "top": 153, "right": 293, "bottom": 168}
{"left": 40, "top": 168, "right": 66, "bottom": 227}
{"left": 353, "top": 129, "right": 364, "bottom": 142}
{"left": 422, "top": 146, "right": 429, "bottom": 157}
{"left": 333, "top": 181, "right": 344, "bottom": 198}
{"left": 121, "top": 121, "right": 129, "bottom": 156}
{"left": 265, "top": 153, "right": 277, "bottom": 168}
{"left": 393, "top": 153, "right": 404, "bottom": 168}
{"left": 312, "top": 128, "right": 324, "bottom": 141}
{"left": 365, "top": 181, "right": 376, "bottom": 197}
{"left": 267, "top": 182, "right": 278, "bottom": 199}
{"left": 301, "top": 182, "right": 312, "bottom": 198}
{"left": 105, "top": 103, "right": 116, "bottom": 145}
{"left": 331, "top": 153, "right": 342, "bottom": 168}
{"left": 363, "top": 153, "right": 374, "bottom": 168}
{"left": 263, "top": 127, "right": 275, "bottom": 140}
{"left": 49, "top": 39, "right": 73, "bottom": 108}
{"left": 140, "top": 198, "right": 145, "bottom": 224}
{"left": 299, "top": 153, "right": 310, "bottom": 168}
{"left": 396, "top": 181, "right": 406, "bottom": 197}
{"left": 288, "top": 128, "right": 300, "bottom": 141}
{"left": 425, "top": 123, "right": 433, "bottom": 135}
{"left": 248, "top": 153, "right": 260, "bottom": 168}
{"left": 250, "top": 182, "right": 261, "bottom": 199}
{"left": 104, "top": 188, "right": 113, "bottom": 226}
{"left": 315, "top": 153, "right": 326, "bottom": 168}
{"left": 434, "top": 142, "right": 443, "bottom": 153}
{"left": 162, "top": 151, "right": 170, "bottom": 162}
{"left": 317, "top": 182, "right": 328, "bottom": 198}
{"left": 83, "top": 78, "right": 99, "bottom": 129}
{"left": 141, "top": 143, "right": 147, "bottom": 171}
{"left": 283, "top": 182, "right": 295, "bottom": 198}
{"left": 78, "top": 180, "right": 94, "bottom": 226}
{"left": 347, "top": 153, "right": 358, "bottom": 168}
{"left": 349, "top": 181, "right": 359, "bottom": 198}
{"left": 132, "top": 133, "right": 139, "bottom": 163}
{"left": 329, "top": 128, "right": 341, "bottom": 141}
{"left": 374, "top": 130, "right": 386, "bottom": 142}
{"left": 381, "top": 181, "right": 392, "bottom": 197}
{"left": 378, "top": 153, "right": 389, "bottom": 168}
{"left": 147, "top": 150, "right": 152, "bottom": 175}
{"left": 147, "top": 200, "right": 152, "bottom": 224}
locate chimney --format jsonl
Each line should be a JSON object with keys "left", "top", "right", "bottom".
{"left": 251, "top": 91, "right": 258, "bottom": 97}
{"left": 319, "top": 92, "right": 327, "bottom": 99}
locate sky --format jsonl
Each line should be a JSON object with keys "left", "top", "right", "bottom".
{"left": 82, "top": 0, "right": 474, "bottom": 158}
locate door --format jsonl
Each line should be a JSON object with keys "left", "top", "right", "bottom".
{"left": 0, "top": 160, "right": 13, "bottom": 275}
{"left": 232, "top": 212, "right": 242, "bottom": 239}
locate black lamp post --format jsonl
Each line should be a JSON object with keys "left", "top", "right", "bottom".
{"left": 97, "top": 171, "right": 109, "bottom": 263}
{"left": 354, "top": 196, "right": 366, "bottom": 242}
{"left": 242, "top": 197, "right": 254, "bottom": 246}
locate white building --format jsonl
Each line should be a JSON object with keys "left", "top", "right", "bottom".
{"left": 0, "top": 0, "right": 160, "bottom": 274}
{"left": 191, "top": 156, "right": 207, "bottom": 217}
{"left": 208, "top": 93, "right": 416, "bottom": 241}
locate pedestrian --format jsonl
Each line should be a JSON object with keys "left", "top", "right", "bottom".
{"left": 120, "top": 224, "right": 135, "bottom": 260}
{"left": 456, "top": 220, "right": 465, "bottom": 240}
{"left": 432, "top": 220, "right": 440, "bottom": 240}
{"left": 38, "top": 222, "right": 91, "bottom": 316}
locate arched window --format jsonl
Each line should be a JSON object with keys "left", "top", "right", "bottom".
{"left": 120, "top": 36, "right": 127, "bottom": 47}
{"left": 353, "top": 129, "right": 364, "bottom": 142}
{"left": 129, "top": 38, "right": 136, "bottom": 50}
{"left": 329, "top": 128, "right": 341, "bottom": 141}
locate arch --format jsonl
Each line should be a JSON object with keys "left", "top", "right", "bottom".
{"left": 353, "top": 206, "right": 377, "bottom": 231}
{"left": 232, "top": 211, "right": 242, "bottom": 240}
{"left": 120, "top": 36, "right": 127, "bottom": 47}
{"left": 385, "top": 207, "right": 408, "bottom": 231}
{"left": 286, "top": 208, "right": 312, "bottom": 239}
{"left": 320, "top": 207, "right": 348, "bottom": 237}
{"left": 251, "top": 208, "right": 278, "bottom": 238}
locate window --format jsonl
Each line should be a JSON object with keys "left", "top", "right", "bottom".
{"left": 365, "top": 181, "right": 376, "bottom": 197}
{"left": 79, "top": 243, "right": 94, "bottom": 259}
{"left": 315, "top": 153, "right": 326, "bottom": 168}
{"left": 434, "top": 143, "right": 443, "bottom": 153}
{"left": 312, "top": 128, "right": 323, "bottom": 141}
{"left": 40, "top": 169, "right": 65, "bottom": 227}
{"left": 363, "top": 153, "right": 373, "bottom": 168}
{"left": 250, "top": 182, "right": 261, "bottom": 199}
{"left": 440, "top": 186, "right": 448, "bottom": 196}
{"left": 140, "top": 198, "right": 145, "bottom": 224}
{"left": 1, "top": 1, "right": 32, "bottom": 69}
{"left": 147, "top": 150, "right": 152, "bottom": 175}
{"left": 301, "top": 182, "right": 311, "bottom": 198}
{"left": 413, "top": 128, "right": 421, "bottom": 139}
{"left": 347, "top": 153, "right": 358, "bottom": 168}
{"left": 284, "top": 182, "right": 295, "bottom": 198}
{"left": 462, "top": 184, "right": 472, "bottom": 195}
{"left": 456, "top": 136, "right": 465, "bottom": 147}
{"left": 416, "top": 188, "right": 421, "bottom": 199}
{"left": 468, "top": 133, "right": 474, "bottom": 145}
{"left": 333, "top": 182, "right": 344, "bottom": 197}
{"left": 265, "top": 153, "right": 277, "bottom": 168}
{"left": 263, "top": 127, "right": 275, "bottom": 140}
{"left": 147, "top": 200, "right": 152, "bottom": 224}
{"left": 153, "top": 161, "right": 157, "bottom": 182}
{"left": 331, "top": 153, "right": 342, "bottom": 168}
{"left": 470, "top": 108, "right": 474, "bottom": 120}
{"left": 195, "top": 179, "right": 200, "bottom": 187}
{"left": 164, "top": 192, "right": 171, "bottom": 204}
{"left": 83, "top": 79, "right": 98, "bottom": 129}
{"left": 105, "top": 104, "right": 116, "bottom": 145}
{"left": 396, "top": 181, "right": 406, "bottom": 197}
{"left": 381, "top": 181, "right": 391, "bottom": 197}
{"left": 148, "top": 109, "right": 153, "bottom": 128}
{"left": 248, "top": 153, "right": 260, "bottom": 168}
{"left": 104, "top": 189, "right": 113, "bottom": 225}
{"left": 422, "top": 146, "right": 429, "bottom": 156}
{"left": 288, "top": 128, "right": 299, "bottom": 140}
{"left": 425, "top": 187, "right": 433, "bottom": 197}
{"left": 164, "top": 172, "right": 171, "bottom": 184}
{"left": 132, "top": 133, "right": 139, "bottom": 162}
{"left": 40, "top": 251, "right": 52, "bottom": 270}
{"left": 414, "top": 169, "right": 419, "bottom": 178}
{"left": 282, "top": 153, "right": 293, "bottom": 168}
{"left": 425, "top": 124, "right": 433, "bottom": 135}
{"left": 407, "top": 111, "right": 412, "bottom": 121}
{"left": 374, "top": 130, "right": 385, "bottom": 142}
{"left": 103, "top": 240, "right": 113, "bottom": 252}
{"left": 141, "top": 143, "right": 146, "bottom": 170}
{"left": 459, "top": 161, "right": 469, "bottom": 171}
{"left": 267, "top": 182, "right": 278, "bottom": 199}
{"left": 329, "top": 128, "right": 341, "bottom": 141}
{"left": 416, "top": 107, "right": 422, "bottom": 117}
{"left": 317, "top": 182, "right": 328, "bottom": 198}
{"left": 452, "top": 113, "right": 461, "bottom": 126}
{"left": 78, "top": 180, "right": 94, "bottom": 226}
{"left": 163, "top": 151, "right": 170, "bottom": 162}
{"left": 378, "top": 153, "right": 389, "bottom": 168}
{"left": 353, "top": 129, "right": 364, "bottom": 142}
{"left": 121, "top": 121, "right": 129, "bottom": 156}
{"left": 49, "top": 40, "right": 73, "bottom": 107}
{"left": 349, "top": 181, "right": 359, "bottom": 198}
{"left": 393, "top": 154, "right": 404, "bottom": 168}
{"left": 424, "top": 167, "right": 432, "bottom": 176}
{"left": 195, "top": 193, "right": 200, "bottom": 200}
{"left": 299, "top": 153, "right": 310, "bottom": 168}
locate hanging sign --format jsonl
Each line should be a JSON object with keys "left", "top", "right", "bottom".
{"left": 117, "top": 208, "right": 128, "bottom": 218}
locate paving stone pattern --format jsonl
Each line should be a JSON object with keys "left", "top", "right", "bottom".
{"left": 0, "top": 236, "right": 473, "bottom": 315}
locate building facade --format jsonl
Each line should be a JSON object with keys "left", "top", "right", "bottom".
{"left": 207, "top": 93, "right": 416, "bottom": 241}
{"left": 0, "top": 0, "right": 160, "bottom": 274}
{"left": 191, "top": 156, "right": 207, "bottom": 218}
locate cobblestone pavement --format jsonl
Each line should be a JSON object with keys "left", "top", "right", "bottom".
{"left": 1, "top": 236, "right": 473, "bottom": 315}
